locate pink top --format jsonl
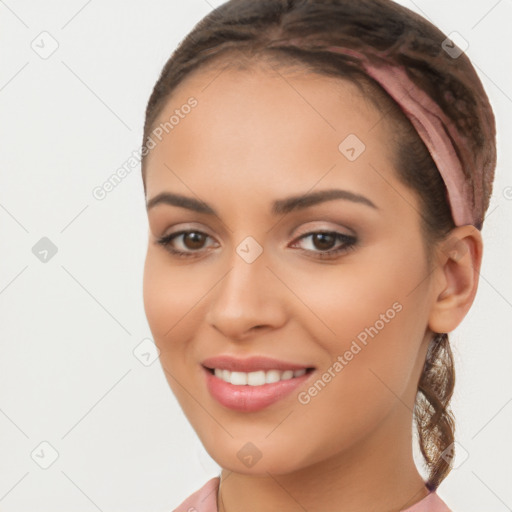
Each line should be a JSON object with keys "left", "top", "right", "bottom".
{"left": 173, "top": 476, "right": 452, "bottom": 511}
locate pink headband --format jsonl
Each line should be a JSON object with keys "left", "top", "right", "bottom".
{"left": 270, "top": 43, "right": 481, "bottom": 227}
{"left": 324, "top": 45, "right": 478, "bottom": 227}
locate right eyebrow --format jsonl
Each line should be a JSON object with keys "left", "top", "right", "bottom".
{"left": 146, "top": 192, "right": 216, "bottom": 214}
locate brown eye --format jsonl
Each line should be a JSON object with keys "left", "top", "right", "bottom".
{"left": 311, "top": 232, "right": 336, "bottom": 251}
{"left": 156, "top": 230, "right": 217, "bottom": 259}
{"left": 182, "top": 231, "right": 207, "bottom": 250}
{"left": 291, "top": 231, "right": 357, "bottom": 260}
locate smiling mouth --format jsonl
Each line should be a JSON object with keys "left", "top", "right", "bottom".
{"left": 202, "top": 364, "right": 317, "bottom": 412}
{"left": 204, "top": 366, "right": 316, "bottom": 386}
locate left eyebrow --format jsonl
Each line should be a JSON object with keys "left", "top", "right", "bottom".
{"left": 271, "top": 188, "right": 378, "bottom": 215}
{"left": 146, "top": 188, "right": 378, "bottom": 215}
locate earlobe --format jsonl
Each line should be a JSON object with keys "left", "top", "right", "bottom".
{"left": 428, "top": 226, "right": 483, "bottom": 334}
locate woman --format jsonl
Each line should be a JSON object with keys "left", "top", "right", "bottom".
{"left": 140, "top": 0, "right": 496, "bottom": 510}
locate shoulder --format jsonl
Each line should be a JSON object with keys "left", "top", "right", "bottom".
{"left": 170, "top": 477, "right": 452, "bottom": 512}
{"left": 402, "top": 490, "right": 452, "bottom": 511}
{"left": 172, "top": 476, "right": 220, "bottom": 512}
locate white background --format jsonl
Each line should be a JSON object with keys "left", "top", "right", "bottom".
{"left": 0, "top": 1, "right": 510, "bottom": 511}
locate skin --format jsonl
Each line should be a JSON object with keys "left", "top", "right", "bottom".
{"left": 142, "top": 58, "right": 482, "bottom": 512}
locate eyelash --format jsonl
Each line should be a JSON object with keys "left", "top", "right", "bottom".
{"left": 156, "top": 229, "right": 357, "bottom": 260}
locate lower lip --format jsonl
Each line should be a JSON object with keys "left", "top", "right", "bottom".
{"left": 202, "top": 366, "right": 314, "bottom": 412}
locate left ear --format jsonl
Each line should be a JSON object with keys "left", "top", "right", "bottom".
{"left": 428, "top": 225, "right": 483, "bottom": 334}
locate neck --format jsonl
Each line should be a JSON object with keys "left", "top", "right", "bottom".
{"left": 217, "top": 402, "right": 430, "bottom": 512}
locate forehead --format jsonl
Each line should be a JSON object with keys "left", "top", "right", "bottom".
{"left": 144, "top": 62, "right": 395, "bottom": 199}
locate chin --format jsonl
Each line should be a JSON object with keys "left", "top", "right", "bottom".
{"left": 199, "top": 435, "right": 315, "bottom": 476}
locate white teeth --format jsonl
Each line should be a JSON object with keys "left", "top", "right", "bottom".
{"left": 213, "top": 367, "right": 309, "bottom": 386}
{"left": 265, "top": 370, "right": 281, "bottom": 384}
{"left": 247, "top": 370, "right": 265, "bottom": 385}
{"left": 281, "top": 370, "right": 294, "bottom": 380}
{"left": 230, "top": 371, "right": 248, "bottom": 385}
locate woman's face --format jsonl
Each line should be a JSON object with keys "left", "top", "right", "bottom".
{"left": 142, "top": 61, "right": 438, "bottom": 475}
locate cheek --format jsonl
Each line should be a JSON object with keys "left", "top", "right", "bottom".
{"left": 291, "top": 247, "right": 428, "bottom": 398}
{"left": 284, "top": 272, "right": 422, "bottom": 465}
{"left": 288, "top": 257, "right": 414, "bottom": 343}
{"left": 142, "top": 249, "right": 203, "bottom": 346}
{"left": 142, "top": 249, "right": 207, "bottom": 405}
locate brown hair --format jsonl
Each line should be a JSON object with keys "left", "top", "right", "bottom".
{"left": 141, "top": 0, "right": 496, "bottom": 492}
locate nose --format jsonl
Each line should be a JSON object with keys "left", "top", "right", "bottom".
{"left": 204, "top": 247, "right": 287, "bottom": 340}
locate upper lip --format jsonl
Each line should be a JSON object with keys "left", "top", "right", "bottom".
{"left": 201, "top": 355, "right": 315, "bottom": 372}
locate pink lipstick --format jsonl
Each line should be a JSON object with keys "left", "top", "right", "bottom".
{"left": 201, "top": 355, "right": 316, "bottom": 412}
